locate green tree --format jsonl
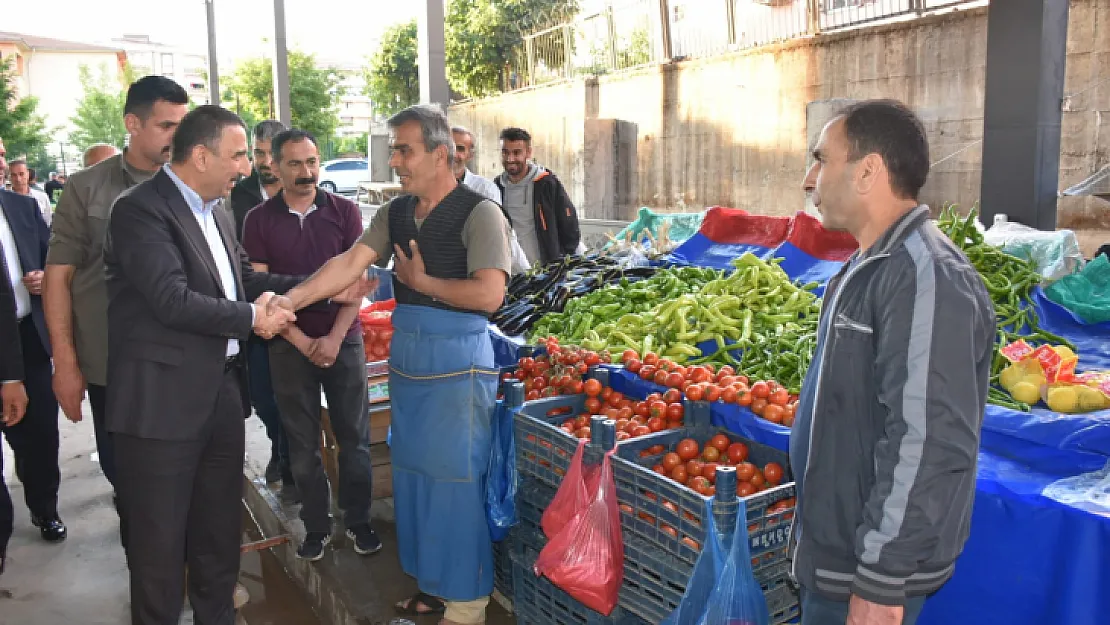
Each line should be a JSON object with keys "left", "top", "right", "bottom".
{"left": 334, "top": 134, "right": 368, "bottom": 157}
{"left": 226, "top": 51, "right": 343, "bottom": 142}
{"left": 0, "top": 57, "right": 55, "bottom": 174}
{"left": 445, "top": 0, "right": 578, "bottom": 98}
{"left": 365, "top": 20, "right": 419, "bottom": 117}
{"left": 69, "top": 63, "right": 132, "bottom": 151}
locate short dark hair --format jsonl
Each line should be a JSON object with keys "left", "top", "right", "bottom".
{"left": 838, "top": 99, "right": 929, "bottom": 200}
{"left": 271, "top": 129, "right": 318, "bottom": 164}
{"left": 171, "top": 105, "right": 247, "bottom": 164}
{"left": 124, "top": 75, "right": 189, "bottom": 120}
{"left": 253, "top": 120, "right": 286, "bottom": 143}
{"left": 499, "top": 127, "right": 531, "bottom": 145}
{"left": 8, "top": 159, "right": 27, "bottom": 169}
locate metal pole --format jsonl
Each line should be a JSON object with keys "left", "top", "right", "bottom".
{"left": 417, "top": 0, "right": 450, "bottom": 107}
{"left": 272, "top": 0, "right": 292, "bottom": 126}
{"left": 205, "top": 0, "right": 220, "bottom": 105}
{"left": 658, "top": 0, "right": 673, "bottom": 61}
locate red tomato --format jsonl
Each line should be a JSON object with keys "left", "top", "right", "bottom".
{"left": 735, "top": 462, "right": 756, "bottom": 482}
{"left": 661, "top": 524, "right": 678, "bottom": 538}
{"left": 770, "top": 388, "right": 790, "bottom": 406}
{"left": 608, "top": 391, "right": 624, "bottom": 407}
{"left": 648, "top": 444, "right": 666, "bottom": 455}
{"left": 738, "top": 391, "right": 753, "bottom": 407}
{"left": 604, "top": 407, "right": 621, "bottom": 421}
{"left": 737, "top": 482, "right": 756, "bottom": 497}
{"left": 642, "top": 352, "right": 659, "bottom": 366}
{"left": 662, "top": 389, "right": 682, "bottom": 404}
{"left": 601, "top": 387, "right": 613, "bottom": 401}
{"left": 560, "top": 424, "right": 575, "bottom": 434}
{"left": 649, "top": 400, "right": 668, "bottom": 419}
{"left": 702, "top": 462, "right": 719, "bottom": 484}
{"left": 634, "top": 401, "right": 650, "bottom": 418}
{"left": 685, "top": 459, "right": 705, "bottom": 477}
{"left": 639, "top": 365, "right": 657, "bottom": 381}
{"left": 647, "top": 417, "right": 666, "bottom": 432}
{"left": 631, "top": 425, "right": 652, "bottom": 437}
{"left": 584, "top": 352, "right": 601, "bottom": 367}
{"left": 716, "top": 365, "right": 736, "bottom": 379}
{"left": 645, "top": 392, "right": 663, "bottom": 403}
{"left": 685, "top": 384, "right": 704, "bottom": 401}
{"left": 584, "top": 397, "right": 602, "bottom": 414}
{"left": 666, "top": 403, "right": 684, "bottom": 421}
{"left": 704, "top": 385, "right": 722, "bottom": 402}
{"left": 721, "top": 387, "right": 739, "bottom": 404}
{"left": 751, "top": 398, "right": 768, "bottom": 416}
{"left": 573, "top": 415, "right": 590, "bottom": 429}
{"left": 727, "top": 442, "right": 750, "bottom": 464}
{"left": 670, "top": 465, "right": 688, "bottom": 483}
{"left": 574, "top": 428, "right": 591, "bottom": 439}
{"left": 653, "top": 464, "right": 668, "bottom": 476}
{"left": 519, "top": 356, "right": 536, "bottom": 372}
{"left": 526, "top": 390, "right": 541, "bottom": 401}
{"left": 653, "top": 369, "right": 669, "bottom": 386}
{"left": 575, "top": 362, "right": 589, "bottom": 377}
{"left": 501, "top": 372, "right": 513, "bottom": 382}
{"left": 763, "top": 404, "right": 785, "bottom": 424}
{"left": 750, "top": 472, "right": 766, "bottom": 489}
{"left": 701, "top": 446, "right": 721, "bottom": 463}
{"left": 676, "top": 438, "right": 700, "bottom": 461}
{"left": 665, "top": 371, "right": 685, "bottom": 388}
{"left": 783, "top": 413, "right": 795, "bottom": 428}
{"left": 688, "top": 476, "right": 711, "bottom": 495}
{"left": 764, "top": 462, "right": 784, "bottom": 486}
{"left": 625, "top": 358, "right": 642, "bottom": 374}
{"left": 621, "top": 349, "right": 639, "bottom": 363}
{"left": 532, "top": 376, "right": 547, "bottom": 391}
{"left": 662, "top": 452, "right": 683, "bottom": 471}
{"left": 751, "top": 381, "right": 770, "bottom": 399}
{"left": 615, "top": 419, "right": 630, "bottom": 432}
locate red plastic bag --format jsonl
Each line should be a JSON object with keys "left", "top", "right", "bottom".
{"left": 541, "top": 440, "right": 593, "bottom": 538}
{"left": 359, "top": 299, "right": 395, "bottom": 362}
{"left": 534, "top": 448, "right": 623, "bottom": 615}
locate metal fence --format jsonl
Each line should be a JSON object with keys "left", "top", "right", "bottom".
{"left": 505, "top": 0, "right": 980, "bottom": 92}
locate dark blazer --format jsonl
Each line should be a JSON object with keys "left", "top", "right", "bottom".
{"left": 0, "top": 241, "right": 23, "bottom": 382}
{"left": 0, "top": 188, "right": 50, "bottom": 353}
{"left": 229, "top": 169, "right": 265, "bottom": 241}
{"left": 104, "top": 169, "right": 300, "bottom": 441}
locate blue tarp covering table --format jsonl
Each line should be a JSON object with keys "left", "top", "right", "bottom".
{"left": 486, "top": 207, "right": 1108, "bottom": 624}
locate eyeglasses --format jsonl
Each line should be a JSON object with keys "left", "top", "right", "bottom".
{"left": 455, "top": 145, "right": 467, "bottom": 152}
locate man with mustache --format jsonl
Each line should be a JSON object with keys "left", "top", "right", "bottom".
{"left": 240, "top": 129, "right": 378, "bottom": 561}
{"left": 43, "top": 75, "right": 189, "bottom": 535}
{"left": 229, "top": 120, "right": 293, "bottom": 491}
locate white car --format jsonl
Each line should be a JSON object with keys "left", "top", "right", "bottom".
{"left": 318, "top": 158, "right": 368, "bottom": 194}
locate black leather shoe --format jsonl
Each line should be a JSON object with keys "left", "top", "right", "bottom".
{"left": 31, "top": 514, "right": 67, "bottom": 542}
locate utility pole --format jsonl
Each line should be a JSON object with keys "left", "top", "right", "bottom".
{"left": 417, "top": 0, "right": 449, "bottom": 107}
{"left": 272, "top": 0, "right": 292, "bottom": 126}
{"left": 205, "top": 0, "right": 219, "bottom": 105}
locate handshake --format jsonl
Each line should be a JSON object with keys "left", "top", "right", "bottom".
{"left": 252, "top": 292, "right": 296, "bottom": 339}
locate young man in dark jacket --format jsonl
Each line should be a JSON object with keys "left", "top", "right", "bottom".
{"left": 494, "top": 127, "right": 582, "bottom": 266}
{"left": 791, "top": 100, "right": 996, "bottom": 625}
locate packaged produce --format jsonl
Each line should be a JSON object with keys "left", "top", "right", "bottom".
{"left": 996, "top": 339, "right": 1109, "bottom": 413}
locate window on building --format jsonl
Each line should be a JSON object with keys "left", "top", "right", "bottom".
{"left": 162, "top": 53, "right": 174, "bottom": 75}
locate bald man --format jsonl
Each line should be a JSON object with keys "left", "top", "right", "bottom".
{"left": 83, "top": 144, "right": 120, "bottom": 169}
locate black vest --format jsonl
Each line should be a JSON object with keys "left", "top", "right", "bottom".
{"left": 388, "top": 184, "right": 488, "bottom": 317}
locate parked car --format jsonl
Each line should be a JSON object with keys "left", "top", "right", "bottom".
{"left": 319, "top": 158, "right": 369, "bottom": 194}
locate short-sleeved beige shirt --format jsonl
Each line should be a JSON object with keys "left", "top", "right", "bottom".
{"left": 46, "top": 152, "right": 157, "bottom": 385}
{"left": 359, "top": 196, "right": 512, "bottom": 277}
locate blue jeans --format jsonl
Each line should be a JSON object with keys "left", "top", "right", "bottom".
{"left": 248, "top": 338, "right": 291, "bottom": 481}
{"left": 801, "top": 589, "right": 926, "bottom": 625}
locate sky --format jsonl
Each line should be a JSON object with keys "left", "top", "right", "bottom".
{"left": 4, "top": 0, "right": 420, "bottom": 67}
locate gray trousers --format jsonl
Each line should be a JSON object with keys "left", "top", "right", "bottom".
{"left": 269, "top": 336, "right": 371, "bottom": 534}
{"left": 801, "top": 589, "right": 926, "bottom": 625}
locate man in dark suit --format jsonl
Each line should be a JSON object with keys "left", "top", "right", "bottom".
{"left": 104, "top": 106, "right": 369, "bottom": 625}
{"left": 0, "top": 136, "right": 66, "bottom": 546}
{"left": 0, "top": 238, "right": 30, "bottom": 577}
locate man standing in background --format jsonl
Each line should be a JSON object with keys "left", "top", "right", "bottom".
{"left": 230, "top": 119, "right": 293, "bottom": 490}
{"left": 494, "top": 127, "right": 583, "bottom": 266}
{"left": 44, "top": 173, "right": 63, "bottom": 202}
{"left": 83, "top": 144, "right": 121, "bottom": 169}
{"left": 7, "top": 160, "right": 53, "bottom": 226}
{"left": 44, "top": 75, "right": 189, "bottom": 521}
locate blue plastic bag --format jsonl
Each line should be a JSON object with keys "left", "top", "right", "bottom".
{"left": 486, "top": 399, "right": 519, "bottom": 541}
{"left": 662, "top": 498, "right": 770, "bottom": 625}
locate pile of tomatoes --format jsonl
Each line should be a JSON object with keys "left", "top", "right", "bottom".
{"left": 504, "top": 344, "right": 611, "bottom": 402}
{"left": 359, "top": 309, "right": 393, "bottom": 363}
{"left": 620, "top": 350, "right": 799, "bottom": 427}
{"left": 554, "top": 382, "right": 686, "bottom": 443}
{"left": 642, "top": 434, "right": 786, "bottom": 498}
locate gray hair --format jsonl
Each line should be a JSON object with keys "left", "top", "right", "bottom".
{"left": 82, "top": 143, "right": 120, "bottom": 167}
{"left": 7, "top": 159, "right": 27, "bottom": 169}
{"left": 388, "top": 104, "right": 454, "bottom": 165}
{"left": 253, "top": 119, "right": 286, "bottom": 143}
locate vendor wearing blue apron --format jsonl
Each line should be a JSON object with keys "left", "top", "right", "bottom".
{"left": 281, "top": 103, "right": 513, "bottom": 625}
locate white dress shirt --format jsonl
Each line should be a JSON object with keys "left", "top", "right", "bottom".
{"left": 28, "top": 188, "right": 52, "bottom": 226}
{"left": 0, "top": 197, "right": 31, "bottom": 319}
{"left": 163, "top": 165, "right": 246, "bottom": 358}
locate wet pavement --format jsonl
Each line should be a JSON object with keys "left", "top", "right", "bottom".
{"left": 239, "top": 507, "right": 321, "bottom": 625}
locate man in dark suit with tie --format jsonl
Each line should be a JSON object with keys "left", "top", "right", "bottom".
{"left": 0, "top": 136, "right": 66, "bottom": 547}
{"left": 104, "top": 106, "right": 369, "bottom": 625}
{"left": 0, "top": 238, "right": 30, "bottom": 577}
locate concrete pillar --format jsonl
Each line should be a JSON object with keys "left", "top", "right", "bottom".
{"left": 205, "top": 0, "right": 219, "bottom": 105}
{"left": 417, "top": 0, "right": 450, "bottom": 108}
{"left": 980, "top": 0, "right": 1070, "bottom": 230}
{"left": 272, "top": 0, "right": 292, "bottom": 126}
{"left": 583, "top": 119, "right": 638, "bottom": 221}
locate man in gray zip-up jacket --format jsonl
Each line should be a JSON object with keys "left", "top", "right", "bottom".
{"left": 790, "top": 100, "right": 995, "bottom": 625}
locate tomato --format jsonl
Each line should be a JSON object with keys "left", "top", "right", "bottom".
{"left": 735, "top": 462, "right": 756, "bottom": 481}
{"left": 670, "top": 465, "right": 688, "bottom": 483}
{"left": 625, "top": 358, "right": 642, "bottom": 374}
{"left": 572, "top": 414, "right": 589, "bottom": 429}
{"left": 514, "top": 369, "right": 528, "bottom": 382}
{"left": 519, "top": 356, "right": 536, "bottom": 373}
{"left": 631, "top": 415, "right": 647, "bottom": 426}
{"left": 619, "top": 503, "right": 634, "bottom": 515}
{"left": 727, "top": 442, "right": 749, "bottom": 464}
{"left": 685, "top": 459, "right": 704, "bottom": 477}
{"left": 688, "top": 367, "right": 710, "bottom": 384}
{"left": 531, "top": 376, "right": 546, "bottom": 391}
{"left": 763, "top": 404, "right": 785, "bottom": 424}
{"left": 604, "top": 407, "right": 621, "bottom": 421}
{"left": 647, "top": 417, "right": 666, "bottom": 432}
{"left": 603, "top": 392, "right": 620, "bottom": 408}
{"left": 749, "top": 472, "right": 766, "bottom": 488}
{"left": 575, "top": 362, "right": 589, "bottom": 377}
{"left": 616, "top": 431, "right": 630, "bottom": 442}
{"left": 769, "top": 387, "right": 790, "bottom": 406}
{"left": 702, "top": 462, "right": 719, "bottom": 483}
{"left": 648, "top": 444, "right": 666, "bottom": 455}
{"left": 676, "top": 438, "right": 700, "bottom": 461}
{"left": 617, "top": 406, "right": 634, "bottom": 421}
{"left": 615, "top": 419, "right": 631, "bottom": 432}
{"left": 708, "top": 434, "right": 731, "bottom": 452}
{"left": 685, "top": 384, "right": 704, "bottom": 401}
{"left": 662, "top": 500, "right": 679, "bottom": 514}
{"left": 672, "top": 365, "right": 687, "bottom": 379}
{"left": 662, "top": 452, "right": 683, "bottom": 471}
{"left": 631, "top": 401, "right": 648, "bottom": 418}
{"left": 782, "top": 414, "right": 795, "bottom": 427}
{"left": 682, "top": 537, "right": 701, "bottom": 551}
{"left": 716, "top": 365, "right": 736, "bottom": 379}
{"left": 658, "top": 404, "right": 679, "bottom": 422}
{"left": 575, "top": 428, "right": 591, "bottom": 439}
{"left": 625, "top": 421, "right": 640, "bottom": 435}
{"left": 738, "top": 391, "right": 753, "bottom": 407}
{"left": 653, "top": 464, "right": 668, "bottom": 475}
{"left": 664, "top": 371, "right": 684, "bottom": 388}
{"left": 646, "top": 392, "right": 663, "bottom": 403}
{"left": 701, "top": 445, "right": 721, "bottom": 463}
{"left": 736, "top": 481, "right": 756, "bottom": 497}
{"left": 584, "top": 352, "right": 601, "bottom": 367}
{"left": 639, "top": 365, "right": 657, "bottom": 381}
{"left": 584, "top": 397, "right": 602, "bottom": 414}
{"left": 751, "top": 381, "right": 770, "bottom": 399}
{"left": 643, "top": 352, "right": 659, "bottom": 366}
{"left": 649, "top": 400, "right": 668, "bottom": 419}
{"left": 631, "top": 425, "right": 652, "bottom": 437}
{"left": 706, "top": 486, "right": 716, "bottom": 496}
{"left": 621, "top": 349, "right": 639, "bottom": 363}
{"left": 526, "top": 390, "right": 541, "bottom": 401}
{"left": 652, "top": 369, "right": 668, "bottom": 386}
{"left": 688, "top": 476, "right": 711, "bottom": 495}
{"left": 662, "top": 389, "right": 682, "bottom": 404}
{"left": 764, "top": 462, "right": 784, "bottom": 486}
{"left": 704, "top": 385, "right": 722, "bottom": 403}
{"left": 667, "top": 419, "right": 684, "bottom": 430}
{"left": 751, "top": 398, "right": 768, "bottom": 416}
{"left": 721, "top": 387, "right": 739, "bottom": 404}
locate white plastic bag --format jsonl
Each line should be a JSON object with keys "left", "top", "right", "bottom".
{"left": 983, "top": 220, "right": 1083, "bottom": 282}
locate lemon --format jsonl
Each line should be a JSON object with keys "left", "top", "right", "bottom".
{"left": 999, "top": 365, "right": 1023, "bottom": 391}
{"left": 1009, "top": 381, "right": 1042, "bottom": 405}
{"left": 1021, "top": 373, "right": 1047, "bottom": 389}
{"left": 1077, "top": 387, "right": 1109, "bottom": 412}
{"left": 1046, "top": 386, "right": 1080, "bottom": 413}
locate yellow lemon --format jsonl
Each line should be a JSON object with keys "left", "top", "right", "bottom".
{"left": 1077, "top": 387, "right": 1109, "bottom": 412}
{"left": 1009, "top": 381, "right": 1042, "bottom": 405}
{"left": 999, "top": 365, "right": 1023, "bottom": 391}
{"left": 1046, "top": 386, "right": 1080, "bottom": 413}
{"left": 1021, "top": 373, "right": 1047, "bottom": 389}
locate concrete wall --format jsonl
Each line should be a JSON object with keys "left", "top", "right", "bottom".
{"left": 450, "top": 0, "right": 1110, "bottom": 229}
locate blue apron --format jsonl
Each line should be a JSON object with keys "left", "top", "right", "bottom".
{"left": 389, "top": 304, "right": 499, "bottom": 601}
